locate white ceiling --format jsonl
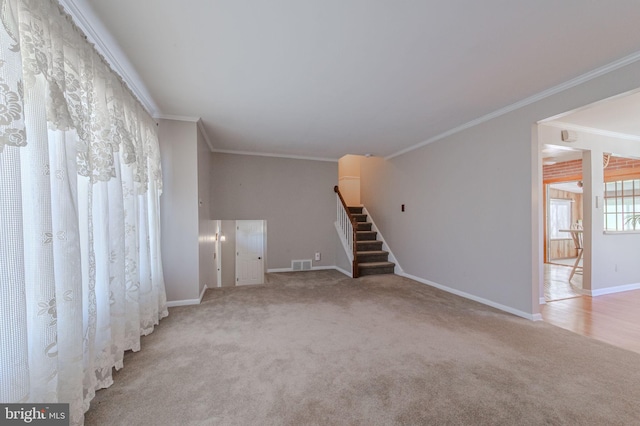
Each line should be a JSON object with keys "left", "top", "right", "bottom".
{"left": 541, "top": 87, "right": 640, "bottom": 164}
{"left": 549, "top": 90, "right": 640, "bottom": 137}
{"left": 77, "top": 0, "right": 640, "bottom": 160}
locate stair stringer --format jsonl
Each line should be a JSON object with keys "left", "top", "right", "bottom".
{"left": 361, "top": 207, "right": 404, "bottom": 275}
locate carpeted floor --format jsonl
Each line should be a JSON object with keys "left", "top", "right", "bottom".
{"left": 85, "top": 271, "right": 640, "bottom": 425}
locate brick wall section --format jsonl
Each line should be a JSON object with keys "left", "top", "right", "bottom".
{"left": 543, "top": 156, "right": 640, "bottom": 181}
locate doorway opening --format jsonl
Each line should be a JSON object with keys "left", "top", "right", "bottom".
{"left": 533, "top": 88, "right": 640, "bottom": 354}
{"left": 540, "top": 147, "right": 585, "bottom": 302}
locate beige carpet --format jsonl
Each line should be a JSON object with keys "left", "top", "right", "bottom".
{"left": 85, "top": 271, "right": 640, "bottom": 425}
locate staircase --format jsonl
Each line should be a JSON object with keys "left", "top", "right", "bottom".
{"left": 348, "top": 206, "right": 395, "bottom": 276}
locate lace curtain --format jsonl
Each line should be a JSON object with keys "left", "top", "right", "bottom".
{"left": 0, "top": 0, "right": 168, "bottom": 424}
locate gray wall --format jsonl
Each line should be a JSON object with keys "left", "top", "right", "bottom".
{"left": 159, "top": 119, "right": 200, "bottom": 302}
{"left": 211, "top": 153, "right": 338, "bottom": 270}
{"left": 360, "top": 59, "right": 640, "bottom": 318}
{"left": 197, "top": 126, "right": 216, "bottom": 292}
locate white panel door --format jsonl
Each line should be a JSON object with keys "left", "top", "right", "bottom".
{"left": 236, "top": 220, "right": 265, "bottom": 285}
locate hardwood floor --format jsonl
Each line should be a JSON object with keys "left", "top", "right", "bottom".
{"left": 544, "top": 263, "right": 582, "bottom": 302}
{"left": 542, "top": 288, "right": 640, "bottom": 355}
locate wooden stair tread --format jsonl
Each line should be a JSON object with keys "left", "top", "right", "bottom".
{"left": 356, "top": 250, "right": 388, "bottom": 255}
{"left": 359, "top": 261, "right": 395, "bottom": 268}
{"left": 356, "top": 240, "right": 383, "bottom": 245}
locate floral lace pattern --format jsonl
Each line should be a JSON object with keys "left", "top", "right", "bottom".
{"left": 1, "top": 0, "right": 161, "bottom": 187}
{"left": 0, "top": 1, "right": 26, "bottom": 152}
{"left": 0, "top": 1, "right": 167, "bottom": 425}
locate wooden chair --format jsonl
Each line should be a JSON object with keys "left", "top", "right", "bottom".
{"left": 568, "top": 224, "right": 583, "bottom": 281}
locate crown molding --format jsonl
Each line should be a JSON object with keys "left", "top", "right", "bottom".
{"left": 59, "top": 0, "right": 160, "bottom": 116}
{"left": 155, "top": 114, "right": 200, "bottom": 122}
{"left": 212, "top": 149, "right": 339, "bottom": 163}
{"left": 386, "top": 49, "right": 640, "bottom": 160}
{"left": 541, "top": 121, "right": 640, "bottom": 142}
{"left": 196, "top": 120, "right": 215, "bottom": 152}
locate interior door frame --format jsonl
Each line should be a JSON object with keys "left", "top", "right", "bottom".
{"left": 235, "top": 220, "right": 266, "bottom": 285}
{"left": 215, "top": 220, "right": 222, "bottom": 288}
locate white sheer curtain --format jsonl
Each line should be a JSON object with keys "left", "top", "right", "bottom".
{"left": 0, "top": 0, "right": 168, "bottom": 424}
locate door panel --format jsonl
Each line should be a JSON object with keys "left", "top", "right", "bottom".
{"left": 236, "top": 220, "right": 264, "bottom": 285}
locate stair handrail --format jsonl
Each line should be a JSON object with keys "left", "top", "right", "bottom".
{"left": 334, "top": 185, "right": 359, "bottom": 278}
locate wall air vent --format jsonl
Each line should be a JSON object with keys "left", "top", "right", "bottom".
{"left": 292, "top": 259, "right": 312, "bottom": 271}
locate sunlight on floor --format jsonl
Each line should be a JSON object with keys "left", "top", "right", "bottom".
{"left": 544, "top": 262, "right": 582, "bottom": 302}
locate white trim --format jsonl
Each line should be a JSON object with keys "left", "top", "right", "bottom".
{"left": 199, "top": 284, "right": 208, "bottom": 303}
{"left": 55, "top": 2, "right": 640, "bottom": 162}
{"left": 310, "top": 265, "right": 340, "bottom": 271}
{"left": 386, "top": 49, "right": 640, "bottom": 160}
{"left": 212, "top": 149, "right": 338, "bottom": 163}
{"left": 59, "top": 0, "right": 159, "bottom": 116}
{"left": 362, "top": 207, "right": 404, "bottom": 274}
{"left": 539, "top": 297, "right": 546, "bottom": 305}
{"left": 155, "top": 114, "right": 200, "bottom": 122}
{"left": 401, "top": 272, "right": 541, "bottom": 321}
{"left": 267, "top": 266, "right": 350, "bottom": 274}
{"left": 197, "top": 120, "right": 215, "bottom": 152}
{"left": 166, "top": 299, "right": 200, "bottom": 308}
{"left": 333, "top": 266, "right": 352, "bottom": 277}
{"left": 542, "top": 121, "right": 640, "bottom": 142}
{"left": 166, "top": 285, "right": 208, "bottom": 307}
{"left": 266, "top": 267, "right": 292, "bottom": 273}
{"left": 603, "top": 230, "right": 640, "bottom": 235}
{"left": 586, "top": 282, "right": 640, "bottom": 297}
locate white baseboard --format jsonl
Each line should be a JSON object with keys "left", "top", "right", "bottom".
{"left": 267, "top": 266, "right": 352, "bottom": 276}
{"left": 586, "top": 282, "right": 640, "bottom": 297}
{"left": 199, "top": 284, "right": 208, "bottom": 303}
{"left": 166, "top": 285, "right": 208, "bottom": 308}
{"left": 267, "top": 267, "right": 293, "bottom": 273}
{"left": 333, "top": 266, "right": 352, "bottom": 277}
{"left": 400, "top": 272, "right": 540, "bottom": 321}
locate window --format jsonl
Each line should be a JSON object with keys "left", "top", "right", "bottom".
{"left": 549, "top": 198, "right": 572, "bottom": 239}
{"left": 604, "top": 179, "right": 640, "bottom": 231}
{"left": 0, "top": 0, "right": 167, "bottom": 421}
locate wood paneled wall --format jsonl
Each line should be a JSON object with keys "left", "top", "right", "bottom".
{"left": 545, "top": 188, "right": 583, "bottom": 261}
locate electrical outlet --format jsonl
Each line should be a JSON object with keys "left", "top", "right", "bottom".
{"left": 315, "top": 252, "right": 321, "bottom": 261}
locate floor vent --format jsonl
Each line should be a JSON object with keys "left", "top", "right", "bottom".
{"left": 292, "top": 259, "right": 312, "bottom": 271}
